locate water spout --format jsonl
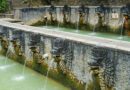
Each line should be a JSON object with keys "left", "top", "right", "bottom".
{"left": 76, "top": 11, "right": 79, "bottom": 33}
{"left": 118, "top": 17, "right": 125, "bottom": 39}
{"left": 57, "top": 8, "right": 60, "bottom": 30}
{"left": 22, "top": 59, "right": 27, "bottom": 76}
{"left": 12, "top": 58, "right": 27, "bottom": 81}
{"left": 90, "top": 16, "right": 98, "bottom": 36}
{"left": 91, "top": 24, "right": 96, "bottom": 35}
{"left": 89, "top": 23, "right": 97, "bottom": 36}
{"left": 44, "top": 16, "right": 48, "bottom": 28}
{"left": 43, "top": 59, "right": 54, "bottom": 90}
{"left": 4, "top": 40, "right": 12, "bottom": 65}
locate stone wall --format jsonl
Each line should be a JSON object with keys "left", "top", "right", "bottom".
{"left": 14, "top": 6, "right": 123, "bottom": 29}
{"left": 0, "top": 21, "right": 130, "bottom": 90}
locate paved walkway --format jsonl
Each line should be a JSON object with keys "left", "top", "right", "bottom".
{"left": 0, "top": 19, "right": 130, "bottom": 52}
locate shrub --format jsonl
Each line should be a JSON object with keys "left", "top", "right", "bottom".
{"left": 0, "top": 0, "right": 8, "bottom": 13}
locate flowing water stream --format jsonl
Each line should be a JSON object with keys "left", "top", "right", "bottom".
{"left": 119, "top": 18, "right": 125, "bottom": 39}
{"left": 14, "top": 59, "right": 27, "bottom": 81}
{"left": 90, "top": 24, "right": 96, "bottom": 35}
{"left": 76, "top": 12, "right": 79, "bottom": 33}
{"left": 0, "top": 43, "right": 12, "bottom": 70}
{"left": 43, "top": 59, "right": 54, "bottom": 90}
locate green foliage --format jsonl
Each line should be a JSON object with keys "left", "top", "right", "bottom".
{"left": 0, "top": 0, "right": 8, "bottom": 13}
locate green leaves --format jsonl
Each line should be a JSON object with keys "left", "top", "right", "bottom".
{"left": 0, "top": 0, "right": 8, "bottom": 13}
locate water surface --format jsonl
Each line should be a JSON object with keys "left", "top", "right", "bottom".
{"left": 0, "top": 56, "right": 70, "bottom": 90}
{"left": 40, "top": 26, "right": 130, "bottom": 42}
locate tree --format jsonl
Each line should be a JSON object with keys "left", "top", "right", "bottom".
{"left": 0, "top": 0, "right": 8, "bottom": 13}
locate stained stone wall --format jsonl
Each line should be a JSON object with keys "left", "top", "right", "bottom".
{"left": 0, "top": 23, "right": 130, "bottom": 90}
{"left": 14, "top": 6, "right": 123, "bottom": 29}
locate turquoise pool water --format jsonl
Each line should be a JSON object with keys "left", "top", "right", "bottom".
{"left": 41, "top": 26, "right": 130, "bottom": 42}
{"left": 0, "top": 56, "right": 70, "bottom": 90}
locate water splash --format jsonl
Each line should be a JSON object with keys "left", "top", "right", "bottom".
{"left": 12, "top": 59, "right": 27, "bottom": 81}
{"left": 90, "top": 24, "right": 96, "bottom": 36}
{"left": 118, "top": 36, "right": 123, "bottom": 40}
{"left": 0, "top": 64, "right": 16, "bottom": 70}
{"left": 46, "top": 20, "right": 48, "bottom": 28}
{"left": 22, "top": 59, "right": 27, "bottom": 76}
{"left": 90, "top": 32, "right": 96, "bottom": 36}
{"left": 57, "top": 8, "right": 60, "bottom": 30}
{"left": 12, "top": 75, "right": 25, "bottom": 81}
{"left": 12, "top": 56, "right": 27, "bottom": 81}
{"left": 42, "top": 59, "right": 54, "bottom": 90}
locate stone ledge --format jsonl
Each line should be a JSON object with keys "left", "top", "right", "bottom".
{"left": 0, "top": 19, "right": 130, "bottom": 52}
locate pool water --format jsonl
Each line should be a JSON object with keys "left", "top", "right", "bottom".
{"left": 0, "top": 56, "right": 70, "bottom": 90}
{"left": 41, "top": 26, "right": 130, "bottom": 42}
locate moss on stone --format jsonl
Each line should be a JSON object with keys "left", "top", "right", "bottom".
{"left": 11, "top": 57, "right": 84, "bottom": 90}
{"left": 26, "top": 60, "right": 86, "bottom": 90}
